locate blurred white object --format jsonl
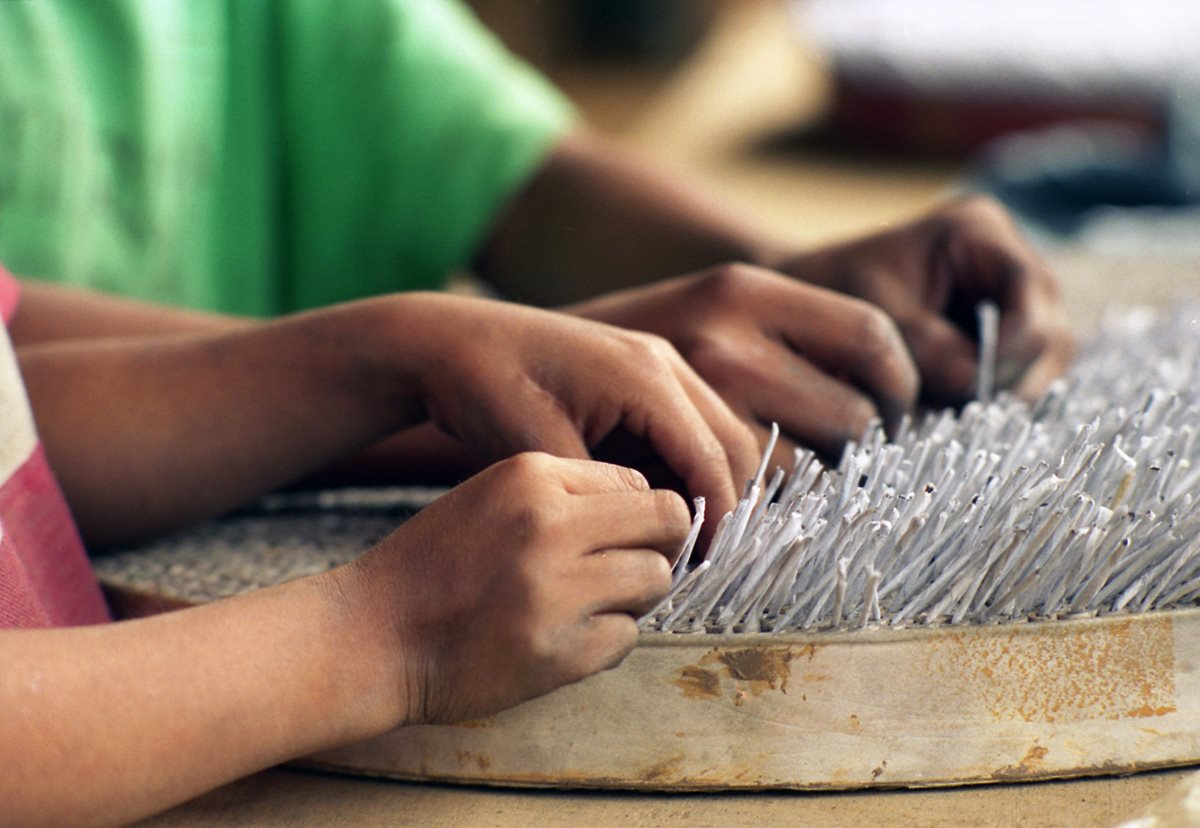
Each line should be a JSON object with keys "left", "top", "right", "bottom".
{"left": 794, "top": 0, "right": 1200, "bottom": 153}
{"left": 798, "top": 0, "right": 1200, "bottom": 102}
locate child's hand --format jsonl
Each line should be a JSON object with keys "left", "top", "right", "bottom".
{"left": 346, "top": 452, "right": 688, "bottom": 725}
{"left": 568, "top": 265, "right": 920, "bottom": 467}
{"left": 566, "top": 196, "right": 1072, "bottom": 469}
{"left": 0, "top": 453, "right": 685, "bottom": 824}
{"left": 379, "top": 294, "right": 758, "bottom": 523}
{"left": 780, "top": 195, "right": 1075, "bottom": 405}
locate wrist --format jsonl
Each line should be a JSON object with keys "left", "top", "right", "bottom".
{"left": 308, "top": 561, "right": 416, "bottom": 737}
{"left": 306, "top": 296, "right": 443, "bottom": 436}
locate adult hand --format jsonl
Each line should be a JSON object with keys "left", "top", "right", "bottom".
{"left": 380, "top": 293, "right": 758, "bottom": 522}
{"left": 778, "top": 195, "right": 1074, "bottom": 404}
{"left": 568, "top": 265, "right": 920, "bottom": 465}
{"left": 348, "top": 453, "right": 689, "bottom": 724}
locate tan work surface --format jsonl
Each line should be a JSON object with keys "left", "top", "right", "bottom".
{"left": 134, "top": 765, "right": 1189, "bottom": 827}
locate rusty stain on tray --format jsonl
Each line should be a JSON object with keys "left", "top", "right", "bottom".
{"left": 720, "top": 647, "right": 795, "bottom": 691}
{"left": 673, "top": 665, "right": 722, "bottom": 700}
{"left": 994, "top": 745, "right": 1051, "bottom": 780}
{"left": 453, "top": 749, "right": 492, "bottom": 772}
{"left": 928, "top": 616, "right": 1176, "bottom": 724}
{"left": 671, "top": 644, "right": 820, "bottom": 702}
{"left": 638, "top": 754, "right": 687, "bottom": 783}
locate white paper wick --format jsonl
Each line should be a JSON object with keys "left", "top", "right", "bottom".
{"left": 976, "top": 300, "right": 1000, "bottom": 403}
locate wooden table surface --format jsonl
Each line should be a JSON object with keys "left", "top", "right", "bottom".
{"left": 132, "top": 765, "right": 1191, "bottom": 827}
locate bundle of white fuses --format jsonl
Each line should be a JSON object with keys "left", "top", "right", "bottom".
{"left": 100, "top": 304, "right": 1200, "bottom": 637}
{"left": 642, "top": 305, "right": 1200, "bottom": 634}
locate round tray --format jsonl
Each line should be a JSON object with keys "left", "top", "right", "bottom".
{"left": 305, "top": 611, "right": 1200, "bottom": 790}
{"left": 95, "top": 498, "right": 1200, "bottom": 791}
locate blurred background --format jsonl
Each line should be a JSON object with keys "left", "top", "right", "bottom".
{"left": 468, "top": 0, "right": 1200, "bottom": 268}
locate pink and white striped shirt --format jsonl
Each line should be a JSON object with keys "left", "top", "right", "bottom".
{"left": 0, "top": 266, "right": 109, "bottom": 628}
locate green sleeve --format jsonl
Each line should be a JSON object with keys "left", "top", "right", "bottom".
{"left": 0, "top": 1, "right": 290, "bottom": 315}
{"left": 0, "top": 0, "right": 571, "bottom": 315}
{"left": 278, "top": 0, "right": 577, "bottom": 310}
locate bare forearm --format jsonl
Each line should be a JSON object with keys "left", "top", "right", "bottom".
{"left": 0, "top": 569, "right": 399, "bottom": 828}
{"left": 9, "top": 279, "right": 248, "bottom": 345}
{"left": 18, "top": 302, "right": 424, "bottom": 548}
{"left": 475, "top": 129, "right": 782, "bottom": 306}
{"left": 9, "top": 282, "right": 482, "bottom": 495}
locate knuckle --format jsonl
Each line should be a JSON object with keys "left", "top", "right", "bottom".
{"left": 522, "top": 621, "right": 563, "bottom": 667}
{"left": 598, "top": 621, "right": 639, "bottom": 671}
{"left": 694, "top": 431, "right": 733, "bottom": 470}
{"left": 494, "top": 454, "right": 561, "bottom": 500}
{"left": 949, "top": 193, "right": 1010, "bottom": 226}
{"left": 698, "top": 262, "right": 763, "bottom": 303}
{"left": 686, "top": 332, "right": 739, "bottom": 381}
{"left": 624, "top": 330, "right": 678, "bottom": 364}
{"left": 507, "top": 499, "right": 563, "bottom": 545}
{"left": 504, "top": 450, "right": 554, "bottom": 478}
{"left": 611, "top": 464, "right": 651, "bottom": 492}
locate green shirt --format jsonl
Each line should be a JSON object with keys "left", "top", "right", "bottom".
{"left": 0, "top": 0, "right": 573, "bottom": 314}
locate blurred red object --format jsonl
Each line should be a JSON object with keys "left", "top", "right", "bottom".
{"left": 796, "top": 0, "right": 1197, "bottom": 156}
